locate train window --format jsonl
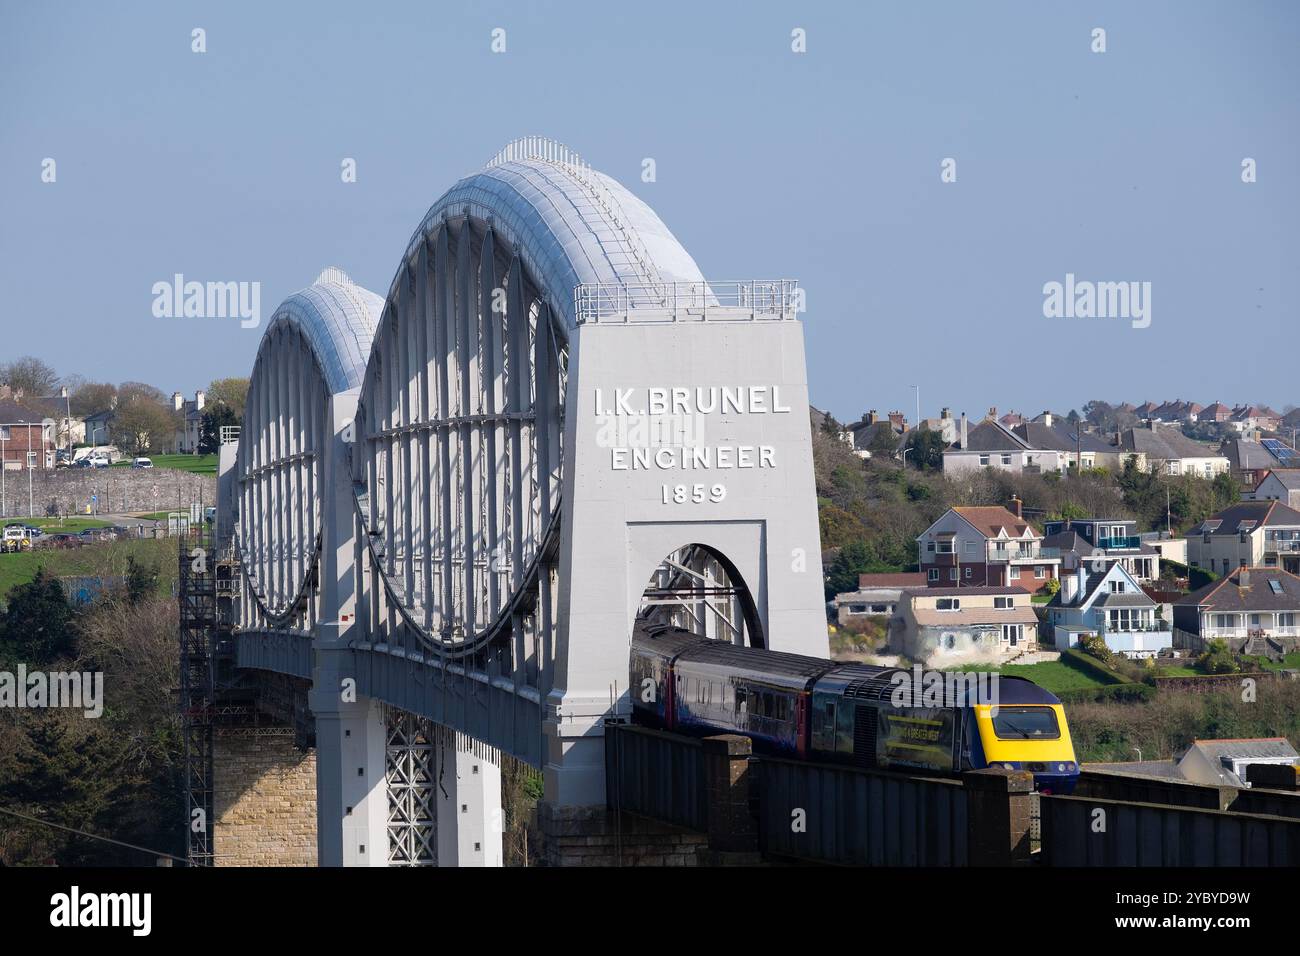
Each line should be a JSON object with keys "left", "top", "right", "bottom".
{"left": 991, "top": 706, "right": 1060, "bottom": 740}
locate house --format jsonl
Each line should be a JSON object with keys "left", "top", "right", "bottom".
{"left": 1117, "top": 422, "right": 1230, "bottom": 477}
{"left": 942, "top": 414, "right": 1067, "bottom": 475}
{"left": 1247, "top": 469, "right": 1300, "bottom": 509}
{"left": 29, "top": 386, "right": 85, "bottom": 449}
{"left": 890, "top": 585, "right": 1037, "bottom": 663}
{"left": 846, "top": 409, "right": 906, "bottom": 459}
{"left": 916, "top": 501, "right": 1062, "bottom": 593}
{"left": 1092, "top": 738, "right": 1300, "bottom": 787}
{"left": 1177, "top": 739, "right": 1299, "bottom": 788}
{"left": 1042, "top": 517, "right": 1160, "bottom": 581}
{"left": 903, "top": 407, "right": 959, "bottom": 445}
{"left": 834, "top": 572, "right": 926, "bottom": 625}
{"left": 0, "top": 399, "right": 55, "bottom": 470}
{"left": 1231, "top": 405, "right": 1281, "bottom": 433}
{"left": 1012, "top": 414, "right": 1128, "bottom": 472}
{"left": 1201, "top": 401, "right": 1233, "bottom": 424}
{"left": 1186, "top": 500, "right": 1300, "bottom": 577}
{"left": 1220, "top": 438, "right": 1298, "bottom": 487}
{"left": 83, "top": 408, "right": 115, "bottom": 446}
{"left": 172, "top": 389, "right": 206, "bottom": 454}
{"left": 1044, "top": 560, "right": 1171, "bottom": 659}
{"left": 1172, "top": 567, "right": 1300, "bottom": 654}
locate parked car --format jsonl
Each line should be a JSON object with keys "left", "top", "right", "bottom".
{"left": 131, "top": 457, "right": 153, "bottom": 469}
{"left": 71, "top": 458, "right": 94, "bottom": 469}
{"left": 1, "top": 527, "right": 31, "bottom": 553}
{"left": 88, "top": 454, "right": 110, "bottom": 468}
{"left": 45, "top": 533, "right": 83, "bottom": 549}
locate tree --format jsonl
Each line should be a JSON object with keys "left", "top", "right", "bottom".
{"left": 116, "top": 381, "right": 166, "bottom": 406}
{"left": 198, "top": 404, "right": 239, "bottom": 454}
{"left": 905, "top": 427, "right": 946, "bottom": 470}
{"left": 69, "top": 381, "right": 118, "bottom": 417}
{"left": 0, "top": 356, "right": 59, "bottom": 395}
{"left": 866, "top": 425, "right": 899, "bottom": 456}
{"left": 206, "top": 377, "right": 249, "bottom": 419}
{"left": 0, "top": 569, "right": 75, "bottom": 663}
{"left": 110, "top": 395, "right": 175, "bottom": 455}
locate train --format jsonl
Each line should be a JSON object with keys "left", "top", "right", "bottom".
{"left": 630, "top": 622, "right": 1079, "bottom": 794}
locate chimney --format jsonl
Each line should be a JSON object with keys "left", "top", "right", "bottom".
{"left": 1238, "top": 569, "right": 1251, "bottom": 589}
{"left": 195, "top": 390, "right": 206, "bottom": 411}
{"left": 1009, "top": 495, "right": 1023, "bottom": 519}
{"left": 888, "top": 410, "right": 906, "bottom": 432}
{"left": 172, "top": 391, "right": 184, "bottom": 411}
{"left": 1061, "top": 569, "right": 1079, "bottom": 604}
{"left": 1041, "top": 410, "right": 1053, "bottom": 428}
{"left": 941, "top": 407, "right": 952, "bottom": 420}
{"left": 988, "top": 406, "right": 998, "bottom": 421}
{"left": 867, "top": 409, "right": 878, "bottom": 425}
{"left": 59, "top": 385, "right": 68, "bottom": 398}
{"left": 960, "top": 412, "right": 969, "bottom": 449}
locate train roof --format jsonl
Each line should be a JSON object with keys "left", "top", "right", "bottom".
{"left": 633, "top": 621, "right": 834, "bottom": 688}
{"left": 813, "top": 665, "right": 1063, "bottom": 708}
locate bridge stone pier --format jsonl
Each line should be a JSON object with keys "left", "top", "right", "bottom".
{"left": 210, "top": 138, "right": 827, "bottom": 866}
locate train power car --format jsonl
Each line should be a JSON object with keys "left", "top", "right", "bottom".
{"left": 630, "top": 622, "right": 1078, "bottom": 794}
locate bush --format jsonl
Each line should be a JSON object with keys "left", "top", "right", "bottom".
{"left": 1060, "top": 647, "right": 1128, "bottom": 685}
{"left": 1058, "top": 683, "right": 1156, "bottom": 704}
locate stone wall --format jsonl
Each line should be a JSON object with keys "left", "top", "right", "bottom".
{"left": 0, "top": 467, "right": 216, "bottom": 519}
{"left": 213, "top": 730, "right": 317, "bottom": 866}
{"left": 537, "top": 804, "right": 708, "bottom": 866}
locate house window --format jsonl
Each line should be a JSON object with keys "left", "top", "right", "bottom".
{"left": 928, "top": 569, "right": 940, "bottom": 582}
{"left": 964, "top": 541, "right": 977, "bottom": 555}
{"left": 1109, "top": 581, "right": 1124, "bottom": 593}
{"left": 949, "top": 568, "right": 958, "bottom": 581}
{"left": 927, "top": 541, "right": 935, "bottom": 552}
{"left": 1213, "top": 613, "right": 1237, "bottom": 629}
{"left": 994, "top": 596, "right": 1014, "bottom": 609}
{"left": 936, "top": 598, "right": 961, "bottom": 611}
{"left": 1001, "top": 624, "right": 1022, "bottom": 644}
{"left": 1009, "top": 567, "right": 1020, "bottom": 579}
{"left": 1034, "top": 567, "right": 1046, "bottom": 579}
{"left": 1000, "top": 454, "right": 1012, "bottom": 465}
{"left": 979, "top": 454, "right": 990, "bottom": 466}
{"left": 964, "top": 567, "right": 973, "bottom": 579}
{"left": 936, "top": 541, "right": 954, "bottom": 554}
{"left": 870, "top": 604, "right": 889, "bottom": 614}
{"left": 1281, "top": 613, "right": 1296, "bottom": 628}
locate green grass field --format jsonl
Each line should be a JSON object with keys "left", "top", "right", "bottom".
{"left": 0, "top": 537, "right": 179, "bottom": 603}
{"left": 110, "top": 453, "right": 216, "bottom": 474}
{"left": 946, "top": 660, "right": 1109, "bottom": 694}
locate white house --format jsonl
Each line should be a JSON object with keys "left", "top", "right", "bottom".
{"left": 1045, "top": 560, "right": 1172, "bottom": 659}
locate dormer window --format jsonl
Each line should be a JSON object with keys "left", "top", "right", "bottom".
{"left": 936, "top": 598, "right": 961, "bottom": 611}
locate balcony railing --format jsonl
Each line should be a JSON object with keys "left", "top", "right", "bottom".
{"left": 1098, "top": 535, "right": 1142, "bottom": 550}
{"left": 574, "top": 279, "right": 800, "bottom": 324}
{"left": 1100, "top": 622, "right": 1171, "bottom": 635}
{"left": 988, "top": 547, "right": 1062, "bottom": 562}
{"left": 1266, "top": 539, "right": 1300, "bottom": 553}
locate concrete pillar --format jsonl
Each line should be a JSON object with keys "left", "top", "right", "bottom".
{"left": 435, "top": 729, "right": 503, "bottom": 867}
{"left": 309, "top": 389, "right": 387, "bottom": 866}
{"left": 702, "top": 735, "right": 757, "bottom": 853}
{"left": 964, "top": 768, "right": 1035, "bottom": 866}
{"left": 309, "top": 683, "right": 388, "bottom": 867}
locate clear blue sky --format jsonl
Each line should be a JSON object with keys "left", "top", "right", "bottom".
{"left": 1, "top": 1, "right": 1295, "bottom": 421}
